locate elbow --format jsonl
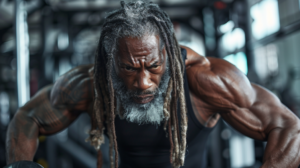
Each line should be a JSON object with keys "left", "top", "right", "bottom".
{"left": 294, "top": 119, "right": 300, "bottom": 135}
{"left": 265, "top": 115, "right": 300, "bottom": 141}
{"left": 280, "top": 117, "right": 300, "bottom": 139}
{"left": 276, "top": 107, "right": 300, "bottom": 135}
{"left": 11, "top": 109, "right": 40, "bottom": 132}
{"left": 287, "top": 114, "right": 300, "bottom": 133}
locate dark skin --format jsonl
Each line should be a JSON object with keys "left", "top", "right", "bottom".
{"left": 114, "top": 35, "right": 167, "bottom": 104}
{"left": 6, "top": 35, "right": 300, "bottom": 168}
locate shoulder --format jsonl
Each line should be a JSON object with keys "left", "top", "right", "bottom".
{"left": 50, "top": 65, "right": 94, "bottom": 111}
{"left": 182, "top": 46, "right": 255, "bottom": 112}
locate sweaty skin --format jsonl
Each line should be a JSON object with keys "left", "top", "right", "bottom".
{"left": 6, "top": 35, "right": 300, "bottom": 168}
{"left": 114, "top": 35, "right": 167, "bottom": 104}
{"left": 6, "top": 66, "right": 94, "bottom": 163}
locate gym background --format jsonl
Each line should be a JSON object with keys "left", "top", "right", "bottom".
{"left": 0, "top": 0, "right": 300, "bottom": 167}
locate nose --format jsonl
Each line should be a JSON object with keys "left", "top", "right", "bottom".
{"left": 133, "top": 70, "right": 153, "bottom": 91}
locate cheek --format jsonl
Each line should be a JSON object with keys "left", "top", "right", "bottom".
{"left": 150, "top": 73, "right": 162, "bottom": 86}
{"left": 150, "top": 67, "right": 166, "bottom": 87}
{"left": 118, "top": 71, "right": 135, "bottom": 86}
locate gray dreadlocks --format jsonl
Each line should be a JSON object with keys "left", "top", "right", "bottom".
{"left": 86, "top": 1, "right": 188, "bottom": 168}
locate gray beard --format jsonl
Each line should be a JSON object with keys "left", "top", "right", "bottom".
{"left": 111, "top": 63, "right": 170, "bottom": 125}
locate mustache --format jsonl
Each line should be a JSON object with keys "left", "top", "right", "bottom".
{"left": 127, "top": 88, "right": 158, "bottom": 97}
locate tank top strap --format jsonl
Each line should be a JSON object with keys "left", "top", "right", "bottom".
{"left": 179, "top": 47, "right": 204, "bottom": 129}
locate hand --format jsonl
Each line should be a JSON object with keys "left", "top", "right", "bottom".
{"left": 3, "top": 161, "right": 44, "bottom": 168}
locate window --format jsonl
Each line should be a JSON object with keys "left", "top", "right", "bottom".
{"left": 221, "top": 28, "right": 245, "bottom": 52}
{"left": 224, "top": 52, "right": 248, "bottom": 75}
{"left": 254, "top": 44, "right": 278, "bottom": 80}
{"left": 251, "top": 0, "right": 280, "bottom": 40}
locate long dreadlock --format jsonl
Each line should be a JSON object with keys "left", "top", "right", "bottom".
{"left": 86, "top": 1, "right": 188, "bottom": 168}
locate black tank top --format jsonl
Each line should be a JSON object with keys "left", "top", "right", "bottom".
{"left": 114, "top": 48, "right": 215, "bottom": 168}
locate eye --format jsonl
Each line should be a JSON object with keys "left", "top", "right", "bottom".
{"left": 125, "top": 66, "right": 135, "bottom": 71}
{"left": 150, "top": 65, "right": 159, "bottom": 69}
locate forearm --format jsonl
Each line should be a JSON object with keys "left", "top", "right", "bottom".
{"left": 6, "top": 110, "right": 39, "bottom": 164}
{"left": 262, "top": 126, "right": 300, "bottom": 168}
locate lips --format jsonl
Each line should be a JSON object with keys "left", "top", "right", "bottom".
{"left": 133, "top": 94, "right": 154, "bottom": 104}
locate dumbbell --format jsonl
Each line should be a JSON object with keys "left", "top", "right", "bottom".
{"left": 3, "top": 161, "right": 43, "bottom": 168}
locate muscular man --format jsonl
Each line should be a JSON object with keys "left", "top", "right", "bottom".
{"left": 6, "top": 1, "right": 300, "bottom": 168}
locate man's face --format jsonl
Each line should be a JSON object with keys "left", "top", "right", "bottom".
{"left": 114, "top": 35, "right": 167, "bottom": 104}
{"left": 111, "top": 34, "right": 169, "bottom": 125}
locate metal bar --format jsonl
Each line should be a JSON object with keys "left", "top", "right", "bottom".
{"left": 48, "top": 1, "right": 206, "bottom": 12}
{"left": 251, "top": 19, "right": 300, "bottom": 49}
{"left": 15, "top": 0, "right": 30, "bottom": 107}
{"left": 243, "top": 0, "right": 255, "bottom": 72}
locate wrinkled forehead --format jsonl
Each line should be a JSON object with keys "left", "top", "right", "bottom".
{"left": 115, "top": 34, "right": 164, "bottom": 63}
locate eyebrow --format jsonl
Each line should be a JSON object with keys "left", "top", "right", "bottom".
{"left": 150, "top": 61, "right": 161, "bottom": 66}
{"left": 119, "top": 60, "right": 162, "bottom": 67}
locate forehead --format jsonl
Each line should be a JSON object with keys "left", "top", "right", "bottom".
{"left": 116, "top": 35, "right": 162, "bottom": 64}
